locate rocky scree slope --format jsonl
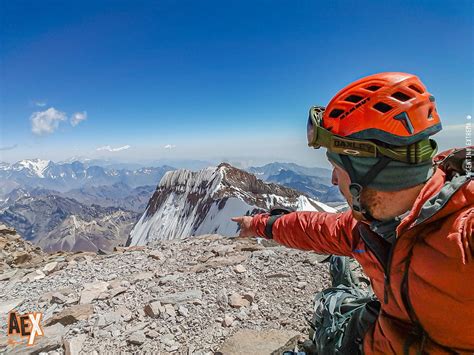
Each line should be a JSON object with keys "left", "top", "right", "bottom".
{"left": 0, "top": 224, "right": 335, "bottom": 354}
{"left": 128, "top": 163, "right": 335, "bottom": 245}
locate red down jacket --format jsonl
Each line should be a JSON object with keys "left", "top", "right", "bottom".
{"left": 251, "top": 148, "right": 474, "bottom": 354}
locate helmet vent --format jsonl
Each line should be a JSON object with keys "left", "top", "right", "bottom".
{"left": 391, "top": 91, "right": 412, "bottom": 102}
{"left": 408, "top": 85, "right": 424, "bottom": 94}
{"left": 365, "top": 85, "right": 381, "bottom": 91}
{"left": 373, "top": 102, "right": 393, "bottom": 113}
{"left": 344, "top": 95, "right": 364, "bottom": 103}
{"left": 427, "top": 108, "right": 434, "bottom": 120}
{"left": 329, "top": 109, "right": 344, "bottom": 118}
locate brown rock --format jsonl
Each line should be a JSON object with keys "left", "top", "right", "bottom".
{"left": 12, "top": 251, "right": 31, "bottom": 265}
{"left": 157, "top": 289, "right": 203, "bottom": 305}
{"left": 228, "top": 293, "right": 250, "bottom": 308}
{"left": 148, "top": 250, "right": 164, "bottom": 260}
{"left": 191, "top": 254, "right": 248, "bottom": 273}
{"left": 164, "top": 304, "right": 176, "bottom": 317}
{"left": 7, "top": 323, "right": 64, "bottom": 354}
{"left": 51, "top": 292, "right": 68, "bottom": 304}
{"left": 79, "top": 281, "right": 109, "bottom": 304}
{"left": 146, "top": 329, "right": 160, "bottom": 339}
{"left": 218, "top": 329, "right": 300, "bottom": 355}
{"left": 234, "top": 264, "right": 247, "bottom": 273}
{"left": 0, "top": 298, "right": 24, "bottom": 314}
{"left": 45, "top": 304, "right": 94, "bottom": 326}
{"left": 43, "top": 261, "right": 60, "bottom": 275}
{"left": 63, "top": 334, "right": 87, "bottom": 355}
{"left": 23, "top": 269, "right": 46, "bottom": 281}
{"left": 131, "top": 271, "right": 154, "bottom": 281}
{"left": 242, "top": 291, "right": 255, "bottom": 303}
{"left": 128, "top": 331, "right": 146, "bottom": 345}
{"left": 222, "top": 314, "right": 234, "bottom": 327}
{"left": 144, "top": 301, "right": 162, "bottom": 318}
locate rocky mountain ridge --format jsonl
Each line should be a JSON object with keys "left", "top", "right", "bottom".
{"left": 0, "top": 195, "right": 138, "bottom": 252}
{"left": 128, "top": 163, "right": 335, "bottom": 245}
{"left": 0, "top": 224, "right": 332, "bottom": 354}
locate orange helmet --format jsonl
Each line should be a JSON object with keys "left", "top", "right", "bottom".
{"left": 322, "top": 72, "right": 442, "bottom": 146}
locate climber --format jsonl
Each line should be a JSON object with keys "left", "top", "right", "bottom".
{"left": 232, "top": 72, "right": 474, "bottom": 354}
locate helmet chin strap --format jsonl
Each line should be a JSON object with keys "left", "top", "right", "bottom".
{"left": 338, "top": 155, "right": 392, "bottom": 222}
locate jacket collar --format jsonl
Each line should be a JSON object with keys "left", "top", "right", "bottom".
{"left": 397, "top": 167, "right": 472, "bottom": 235}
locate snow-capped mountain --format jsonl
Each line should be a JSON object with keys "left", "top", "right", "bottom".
{"left": 127, "top": 163, "right": 336, "bottom": 245}
{"left": 12, "top": 159, "right": 53, "bottom": 178}
{"left": 0, "top": 159, "right": 174, "bottom": 196}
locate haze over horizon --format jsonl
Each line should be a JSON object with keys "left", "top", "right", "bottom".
{"left": 1, "top": 0, "right": 472, "bottom": 167}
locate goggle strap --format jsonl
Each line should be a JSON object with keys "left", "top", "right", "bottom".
{"left": 340, "top": 154, "right": 359, "bottom": 183}
{"left": 380, "top": 139, "right": 438, "bottom": 164}
{"left": 309, "top": 108, "right": 438, "bottom": 163}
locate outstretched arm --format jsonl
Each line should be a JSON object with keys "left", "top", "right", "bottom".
{"left": 233, "top": 210, "right": 357, "bottom": 256}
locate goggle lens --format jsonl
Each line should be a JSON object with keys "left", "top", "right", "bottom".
{"left": 307, "top": 106, "right": 325, "bottom": 148}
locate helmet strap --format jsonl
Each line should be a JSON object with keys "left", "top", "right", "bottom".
{"left": 339, "top": 155, "right": 392, "bottom": 221}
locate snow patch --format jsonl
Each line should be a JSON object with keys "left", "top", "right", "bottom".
{"left": 16, "top": 159, "right": 51, "bottom": 178}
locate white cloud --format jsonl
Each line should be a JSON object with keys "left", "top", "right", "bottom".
{"left": 30, "top": 107, "right": 67, "bottom": 135}
{"left": 71, "top": 111, "right": 87, "bottom": 126}
{"left": 34, "top": 101, "right": 47, "bottom": 107}
{"left": 164, "top": 144, "right": 176, "bottom": 150}
{"left": 96, "top": 145, "right": 131, "bottom": 152}
{"left": 0, "top": 144, "right": 18, "bottom": 151}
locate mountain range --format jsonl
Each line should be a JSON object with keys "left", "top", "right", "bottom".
{"left": 0, "top": 159, "right": 343, "bottom": 252}
{"left": 248, "top": 162, "right": 343, "bottom": 203}
{"left": 0, "top": 159, "right": 174, "bottom": 196}
{"left": 0, "top": 193, "right": 138, "bottom": 252}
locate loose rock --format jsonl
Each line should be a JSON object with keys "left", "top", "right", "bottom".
{"left": 80, "top": 281, "right": 109, "bottom": 304}
{"left": 127, "top": 331, "right": 146, "bottom": 345}
{"left": 229, "top": 293, "right": 250, "bottom": 308}
{"left": 144, "top": 301, "right": 162, "bottom": 318}
{"left": 64, "top": 334, "right": 87, "bottom": 355}
{"left": 43, "top": 261, "right": 60, "bottom": 275}
{"left": 234, "top": 264, "right": 247, "bottom": 273}
{"left": 46, "top": 304, "right": 94, "bottom": 326}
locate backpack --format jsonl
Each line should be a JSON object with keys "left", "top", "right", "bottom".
{"left": 434, "top": 146, "right": 473, "bottom": 180}
{"left": 306, "top": 256, "right": 379, "bottom": 355}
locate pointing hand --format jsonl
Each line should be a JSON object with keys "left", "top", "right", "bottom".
{"left": 231, "top": 216, "right": 256, "bottom": 238}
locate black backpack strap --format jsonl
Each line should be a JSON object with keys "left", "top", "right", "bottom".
{"left": 436, "top": 146, "right": 472, "bottom": 180}
{"left": 263, "top": 207, "right": 294, "bottom": 239}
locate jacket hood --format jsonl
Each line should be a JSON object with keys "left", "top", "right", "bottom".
{"left": 397, "top": 147, "right": 473, "bottom": 262}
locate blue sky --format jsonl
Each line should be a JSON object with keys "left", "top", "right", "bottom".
{"left": 0, "top": 0, "right": 472, "bottom": 167}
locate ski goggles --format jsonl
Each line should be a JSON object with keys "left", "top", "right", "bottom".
{"left": 306, "top": 106, "right": 438, "bottom": 164}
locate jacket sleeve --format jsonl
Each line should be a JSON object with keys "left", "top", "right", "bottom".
{"left": 252, "top": 210, "right": 358, "bottom": 256}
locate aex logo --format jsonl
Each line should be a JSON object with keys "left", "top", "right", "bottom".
{"left": 7, "top": 311, "right": 44, "bottom": 346}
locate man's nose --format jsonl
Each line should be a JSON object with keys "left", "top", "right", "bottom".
{"left": 331, "top": 169, "right": 338, "bottom": 186}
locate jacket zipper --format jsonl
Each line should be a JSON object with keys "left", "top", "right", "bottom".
{"left": 384, "top": 238, "right": 398, "bottom": 304}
